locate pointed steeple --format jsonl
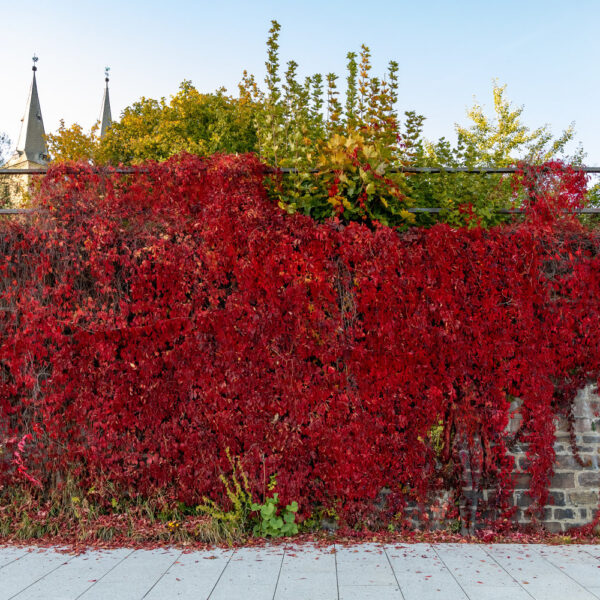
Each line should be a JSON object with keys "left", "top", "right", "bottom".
{"left": 99, "top": 67, "right": 112, "bottom": 137}
{"left": 12, "top": 55, "right": 48, "bottom": 165}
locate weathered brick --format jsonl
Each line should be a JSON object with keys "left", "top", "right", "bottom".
{"left": 514, "top": 507, "right": 552, "bottom": 523}
{"left": 554, "top": 454, "right": 582, "bottom": 470}
{"left": 515, "top": 490, "right": 565, "bottom": 508}
{"left": 548, "top": 491, "right": 566, "bottom": 506}
{"left": 513, "top": 474, "right": 531, "bottom": 489}
{"left": 582, "top": 434, "right": 600, "bottom": 444}
{"left": 518, "top": 457, "right": 531, "bottom": 470}
{"left": 514, "top": 492, "right": 532, "bottom": 508}
{"left": 506, "top": 413, "right": 523, "bottom": 434}
{"left": 550, "top": 473, "right": 575, "bottom": 488}
{"left": 542, "top": 521, "right": 565, "bottom": 533}
{"left": 575, "top": 419, "right": 593, "bottom": 433}
{"left": 568, "top": 491, "right": 598, "bottom": 506}
{"left": 554, "top": 416, "right": 569, "bottom": 432}
{"left": 553, "top": 508, "right": 575, "bottom": 520}
{"left": 579, "top": 508, "right": 589, "bottom": 520}
{"left": 577, "top": 472, "right": 600, "bottom": 487}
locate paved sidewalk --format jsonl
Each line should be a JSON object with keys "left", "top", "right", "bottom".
{"left": 0, "top": 543, "right": 599, "bottom": 599}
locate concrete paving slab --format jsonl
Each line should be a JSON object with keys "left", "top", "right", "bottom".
{"left": 11, "top": 549, "right": 132, "bottom": 600}
{"left": 1, "top": 543, "right": 599, "bottom": 599}
{"left": 461, "top": 584, "right": 535, "bottom": 600}
{"left": 385, "top": 543, "right": 468, "bottom": 600}
{"left": 274, "top": 545, "right": 337, "bottom": 600}
{"left": 434, "top": 544, "right": 532, "bottom": 599}
{"left": 582, "top": 546, "right": 600, "bottom": 561}
{"left": 0, "top": 548, "right": 28, "bottom": 569}
{"left": 336, "top": 545, "right": 396, "bottom": 587}
{"left": 536, "top": 545, "right": 600, "bottom": 589}
{"left": 335, "top": 543, "right": 385, "bottom": 558}
{"left": 77, "top": 548, "right": 180, "bottom": 600}
{"left": 486, "top": 544, "right": 598, "bottom": 600}
{"left": 209, "top": 583, "right": 275, "bottom": 600}
{"left": 338, "top": 585, "right": 402, "bottom": 600}
{"left": 0, "top": 550, "right": 73, "bottom": 600}
{"left": 141, "top": 548, "right": 233, "bottom": 600}
{"left": 208, "top": 546, "right": 283, "bottom": 600}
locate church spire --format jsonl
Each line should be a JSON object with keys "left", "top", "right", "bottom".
{"left": 99, "top": 67, "right": 112, "bottom": 137}
{"left": 13, "top": 55, "right": 48, "bottom": 165}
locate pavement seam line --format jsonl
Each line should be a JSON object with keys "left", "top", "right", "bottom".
{"left": 334, "top": 543, "right": 340, "bottom": 600}
{"left": 0, "top": 551, "right": 28, "bottom": 571}
{"left": 429, "top": 544, "right": 472, "bottom": 600}
{"left": 479, "top": 545, "right": 537, "bottom": 600}
{"left": 582, "top": 548, "right": 600, "bottom": 563}
{"left": 73, "top": 549, "right": 135, "bottom": 600}
{"left": 141, "top": 550, "right": 185, "bottom": 599}
{"left": 8, "top": 552, "right": 75, "bottom": 600}
{"left": 271, "top": 544, "right": 286, "bottom": 600}
{"left": 382, "top": 544, "right": 407, "bottom": 600}
{"left": 532, "top": 546, "right": 600, "bottom": 600}
{"left": 206, "top": 548, "right": 235, "bottom": 599}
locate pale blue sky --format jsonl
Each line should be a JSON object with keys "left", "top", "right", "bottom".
{"left": 1, "top": 0, "right": 598, "bottom": 164}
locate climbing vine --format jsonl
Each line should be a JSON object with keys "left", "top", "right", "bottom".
{"left": 0, "top": 155, "right": 597, "bottom": 532}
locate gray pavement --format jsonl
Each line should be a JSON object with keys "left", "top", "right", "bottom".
{"left": 0, "top": 543, "right": 599, "bottom": 599}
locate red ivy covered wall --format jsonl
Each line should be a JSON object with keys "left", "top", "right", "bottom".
{"left": 0, "top": 154, "right": 598, "bottom": 529}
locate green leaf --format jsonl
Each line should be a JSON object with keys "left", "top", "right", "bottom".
{"left": 271, "top": 516, "right": 283, "bottom": 528}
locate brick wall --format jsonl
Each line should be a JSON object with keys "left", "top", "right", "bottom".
{"left": 398, "top": 386, "right": 600, "bottom": 533}
{"left": 508, "top": 386, "right": 600, "bottom": 532}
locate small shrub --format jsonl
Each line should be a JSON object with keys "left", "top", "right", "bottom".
{"left": 251, "top": 494, "right": 299, "bottom": 538}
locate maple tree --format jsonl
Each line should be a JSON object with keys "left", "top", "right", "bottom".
{"left": 99, "top": 82, "right": 257, "bottom": 164}
{"left": 45, "top": 121, "right": 100, "bottom": 163}
{"left": 0, "top": 154, "right": 598, "bottom": 535}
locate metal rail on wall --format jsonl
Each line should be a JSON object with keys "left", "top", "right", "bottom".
{"left": 1, "top": 165, "right": 600, "bottom": 215}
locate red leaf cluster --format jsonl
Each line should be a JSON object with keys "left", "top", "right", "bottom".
{"left": 0, "top": 155, "right": 597, "bottom": 528}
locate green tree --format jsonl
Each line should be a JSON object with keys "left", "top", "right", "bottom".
{"left": 46, "top": 121, "right": 99, "bottom": 163}
{"left": 404, "top": 82, "right": 584, "bottom": 226}
{"left": 99, "top": 81, "right": 257, "bottom": 164}
{"left": 454, "top": 82, "right": 581, "bottom": 166}
{"left": 47, "top": 83, "right": 258, "bottom": 166}
{"left": 240, "top": 21, "right": 412, "bottom": 225}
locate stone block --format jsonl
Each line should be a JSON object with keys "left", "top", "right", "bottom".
{"left": 553, "top": 508, "right": 575, "bottom": 520}
{"left": 514, "top": 492, "right": 532, "bottom": 508}
{"left": 577, "top": 472, "right": 600, "bottom": 487}
{"left": 575, "top": 419, "right": 593, "bottom": 433}
{"left": 554, "top": 454, "right": 582, "bottom": 470}
{"left": 513, "top": 473, "right": 531, "bottom": 489}
{"left": 542, "top": 521, "right": 565, "bottom": 533}
{"left": 515, "top": 490, "right": 565, "bottom": 508}
{"left": 506, "top": 413, "right": 523, "bottom": 434}
{"left": 554, "top": 416, "right": 569, "bottom": 432}
{"left": 582, "top": 434, "right": 600, "bottom": 444}
{"left": 514, "top": 506, "right": 552, "bottom": 521}
{"left": 550, "top": 472, "right": 575, "bottom": 488}
{"left": 518, "top": 457, "right": 531, "bottom": 470}
{"left": 568, "top": 491, "right": 598, "bottom": 506}
{"left": 548, "top": 490, "right": 566, "bottom": 506}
